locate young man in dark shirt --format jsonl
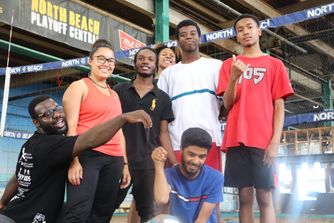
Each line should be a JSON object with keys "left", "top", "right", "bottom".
{"left": 0, "top": 95, "right": 151, "bottom": 223}
{"left": 113, "top": 47, "right": 176, "bottom": 222}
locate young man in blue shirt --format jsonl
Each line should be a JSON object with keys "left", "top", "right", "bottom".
{"left": 152, "top": 127, "right": 224, "bottom": 223}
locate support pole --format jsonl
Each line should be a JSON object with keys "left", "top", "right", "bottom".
{"left": 0, "top": 10, "right": 14, "bottom": 137}
{"left": 322, "top": 80, "right": 333, "bottom": 127}
{"left": 155, "top": 0, "right": 170, "bottom": 43}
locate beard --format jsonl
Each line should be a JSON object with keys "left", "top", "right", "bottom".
{"left": 39, "top": 121, "right": 68, "bottom": 135}
{"left": 137, "top": 71, "right": 155, "bottom": 78}
{"left": 181, "top": 157, "right": 202, "bottom": 179}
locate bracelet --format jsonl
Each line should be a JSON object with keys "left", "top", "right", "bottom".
{"left": 124, "top": 162, "right": 128, "bottom": 165}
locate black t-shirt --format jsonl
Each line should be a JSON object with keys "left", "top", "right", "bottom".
{"left": 3, "top": 132, "right": 77, "bottom": 223}
{"left": 113, "top": 81, "right": 174, "bottom": 169}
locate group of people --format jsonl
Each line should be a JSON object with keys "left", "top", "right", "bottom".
{"left": 0, "top": 13, "right": 293, "bottom": 223}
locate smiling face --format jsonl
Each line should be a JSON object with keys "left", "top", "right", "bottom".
{"left": 88, "top": 47, "right": 115, "bottom": 80}
{"left": 158, "top": 48, "right": 176, "bottom": 70}
{"left": 33, "top": 99, "right": 67, "bottom": 135}
{"left": 180, "top": 145, "right": 208, "bottom": 179}
{"left": 235, "top": 17, "right": 261, "bottom": 48}
{"left": 177, "top": 25, "right": 200, "bottom": 53}
{"left": 135, "top": 49, "right": 157, "bottom": 78}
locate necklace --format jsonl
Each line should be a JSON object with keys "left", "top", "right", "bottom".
{"left": 88, "top": 77, "right": 108, "bottom": 89}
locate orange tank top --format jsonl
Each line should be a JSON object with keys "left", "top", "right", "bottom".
{"left": 76, "top": 77, "right": 123, "bottom": 156}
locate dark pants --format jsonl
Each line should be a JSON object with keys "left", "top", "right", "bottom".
{"left": 113, "top": 168, "right": 155, "bottom": 223}
{"left": 63, "top": 150, "right": 123, "bottom": 223}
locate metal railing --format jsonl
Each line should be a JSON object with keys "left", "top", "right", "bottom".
{"left": 280, "top": 127, "right": 334, "bottom": 156}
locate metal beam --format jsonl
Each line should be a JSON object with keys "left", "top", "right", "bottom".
{"left": 289, "top": 69, "right": 321, "bottom": 93}
{"left": 209, "top": 0, "right": 307, "bottom": 54}
{"left": 322, "top": 81, "right": 333, "bottom": 110}
{"left": 271, "top": 52, "right": 327, "bottom": 83}
{"left": 11, "top": 32, "right": 84, "bottom": 58}
{"left": 278, "top": 0, "right": 333, "bottom": 14}
{"left": 285, "top": 96, "right": 322, "bottom": 104}
{"left": 288, "top": 28, "right": 334, "bottom": 44}
{"left": 7, "top": 69, "right": 81, "bottom": 88}
{"left": 155, "top": 0, "right": 170, "bottom": 43}
{"left": 178, "top": 0, "right": 227, "bottom": 24}
{"left": 0, "top": 39, "right": 67, "bottom": 63}
{"left": 171, "top": 0, "right": 227, "bottom": 28}
{"left": 234, "top": 0, "right": 334, "bottom": 60}
{"left": 294, "top": 93, "right": 323, "bottom": 107}
{"left": 114, "top": 0, "right": 155, "bottom": 18}
{"left": 0, "top": 40, "right": 130, "bottom": 83}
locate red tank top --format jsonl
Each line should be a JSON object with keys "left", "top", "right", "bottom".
{"left": 76, "top": 78, "right": 123, "bottom": 156}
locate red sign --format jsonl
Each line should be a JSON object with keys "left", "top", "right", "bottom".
{"left": 119, "top": 30, "right": 145, "bottom": 50}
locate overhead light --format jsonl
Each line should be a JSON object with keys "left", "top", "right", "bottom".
{"left": 313, "top": 105, "right": 319, "bottom": 109}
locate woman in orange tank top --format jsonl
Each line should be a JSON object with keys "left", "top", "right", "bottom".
{"left": 62, "top": 39, "right": 130, "bottom": 222}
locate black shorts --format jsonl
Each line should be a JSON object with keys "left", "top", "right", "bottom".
{"left": 224, "top": 145, "right": 277, "bottom": 189}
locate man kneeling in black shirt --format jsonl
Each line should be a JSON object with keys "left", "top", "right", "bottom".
{"left": 0, "top": 95, "right": 151, "bottom": 223}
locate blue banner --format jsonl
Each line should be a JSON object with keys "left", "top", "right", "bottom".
{"left": 204, "top": 3, "right": 334, "bottom": 43}
{"left": 1, "top": 3, "right": 333, "bottom": 76}
{"left": 0, "top": 57, "right": 89, "bottom": 75}
{"left": 3, "top": 130, "right": 33, "bottom": 139}
{"left": 284, "top": 110, "right": 334, "bottom": 127}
